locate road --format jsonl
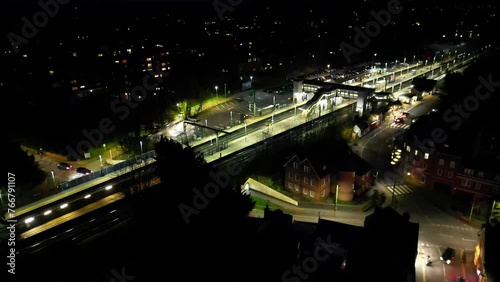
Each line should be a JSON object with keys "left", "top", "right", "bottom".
{"left": 357, "top": 94, "right": 440, "bottom": 169}
{"left": 355, "top": 91, "right": 480, "bottom": 282}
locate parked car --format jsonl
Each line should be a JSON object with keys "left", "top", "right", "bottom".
{"left": 440, "top": 247, "right": 455, "bottom": 264}
{"left": 394, "top": 118, "right": 404, "bottom": 124}
{"left": 76, "top": 167, "right": 92, "bottom": 175}
{"left": 401, "top": 112, "right": 410, "bottom": 117}
{"left": 57, "top": 162, "right": 72, "bottom": 170}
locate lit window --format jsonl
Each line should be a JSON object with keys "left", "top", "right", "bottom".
{"left": 303, "top": 188, "right": 308, "bottom": 195}
{"left": 406, "top": 146, "right": 411, "bottom": 152}
{"left": 294, "top": 184, "right": 300, "bottom": 192}
{"left": 309, "top": 190, "right": 315, "bottom": 197}
{"left": 464, "top": 169, "right": 474, "bottom": 175}
{"left": 288, "top": 182, "right": 293, "bottom": 189}
{"left": 414, "top": 150, "right": 418, "bottom": 156}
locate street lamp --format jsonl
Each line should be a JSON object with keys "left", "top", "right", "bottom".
{"left": 372, "top": 53, "right": 377, "bottom": 72}
{"left": 51, "top": 170, "right": 55, "bottom": 187}
{"left": 99, "top": 155, "right": 103, "bottom": 167}
{"left": 244, "top": 122, "right": 247, "bottom": 141}
{"left": 140, "top": 141, "right": 143, "bottom": 154}
{"left": 215, "top": 86, "right": 218, "bottom": 99}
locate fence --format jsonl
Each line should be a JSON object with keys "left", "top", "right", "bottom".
{"left": 57, "top": 150, "right": 157, "bottom": 191}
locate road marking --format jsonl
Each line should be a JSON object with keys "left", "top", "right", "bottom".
{"left": 462, "top": 238, "right": 476, "bottom": 242}
{"left": 440, "top": 234, "right": 453, "bottom": 237}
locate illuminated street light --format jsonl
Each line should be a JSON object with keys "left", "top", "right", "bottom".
{"left": 215, "top": 85, "right": 218, "bottom": 99}
{"left": 43, "top": 210, "right": 52, "bottom": 216}
{"left": 105, "top": 185, "right": 113, "bottom": 190}
{"left": 140, "top": 141, "right": 143, "bottom": 154}
{"left": 84, "top": 194, "right": 91, "bottom": 199}
{"left": 25, "top": 217, "right": 34, "bottom": 224}
{"left": 60, "top": 203, "right": 68, "bottom": 209}
{"left": 51, "top": 170, "right": 55, "bottom": 187}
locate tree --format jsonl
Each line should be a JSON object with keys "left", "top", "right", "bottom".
{"left": 122, "top": 136, "right": 254, "bottom": 279}
{"left": 2, "top": 137, "right": 45, "bottom": 196}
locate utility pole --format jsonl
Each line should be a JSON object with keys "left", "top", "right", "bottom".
{"left": 335, "top": 184, "right": 339, "bottom": 211}
{"left": 469, "top": 194, "right": 477, "bottom": 223}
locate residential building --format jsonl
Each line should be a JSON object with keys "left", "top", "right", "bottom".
{"left": 283, "top": 155, "right": 332, "bottom": 201}
{"left": 475, "top": 222, "right": 500, "bottom": 282}
{"left": 401, "top": 113, "right": 500, "bottom": 218}
{"left": 283, "top": 148, "right": 373, "bottom": 202}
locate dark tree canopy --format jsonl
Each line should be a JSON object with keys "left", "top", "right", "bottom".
{"left": 3, "top": 137, "right": 45, "bottom": 187}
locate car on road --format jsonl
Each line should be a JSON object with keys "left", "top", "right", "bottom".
{"left": 440, "top": 247, "right": 455, "bottom": 264}
{"left": 76, "top": 167, "right": 92, "bottom": 175}
{"left": 236, "top": 97, "right": 244, "bottom": 102}
{"left": 57, "top": 162, "right": 72, "bottom": 170}
{"left": 401, "top": 112, "right": 410, "bottom": 117}
{"left": 394, "top": 118, "right": 404, "bottom": 124}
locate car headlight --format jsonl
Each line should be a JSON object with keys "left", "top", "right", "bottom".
{"left": 440, "top": 257, "right": 443, "bottom": 260}
{"left": 446, "top": 260, "right": 451, "bottom": 264}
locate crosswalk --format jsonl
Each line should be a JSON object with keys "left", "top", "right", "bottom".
{"left": 389, "top": 122, "right": 410, "bottom": 130}
{"left": 385, "top": 184, "right": 414, "bottom": 196}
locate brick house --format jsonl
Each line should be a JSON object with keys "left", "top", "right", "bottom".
{"left": 284, "top": 155, "right": 332, "bottom": 201}
{"left": 283, "top": 150, "right": 373, "bottom": 202}
{"left": 335, "top": 151, "right": 374, "bottom": 201}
